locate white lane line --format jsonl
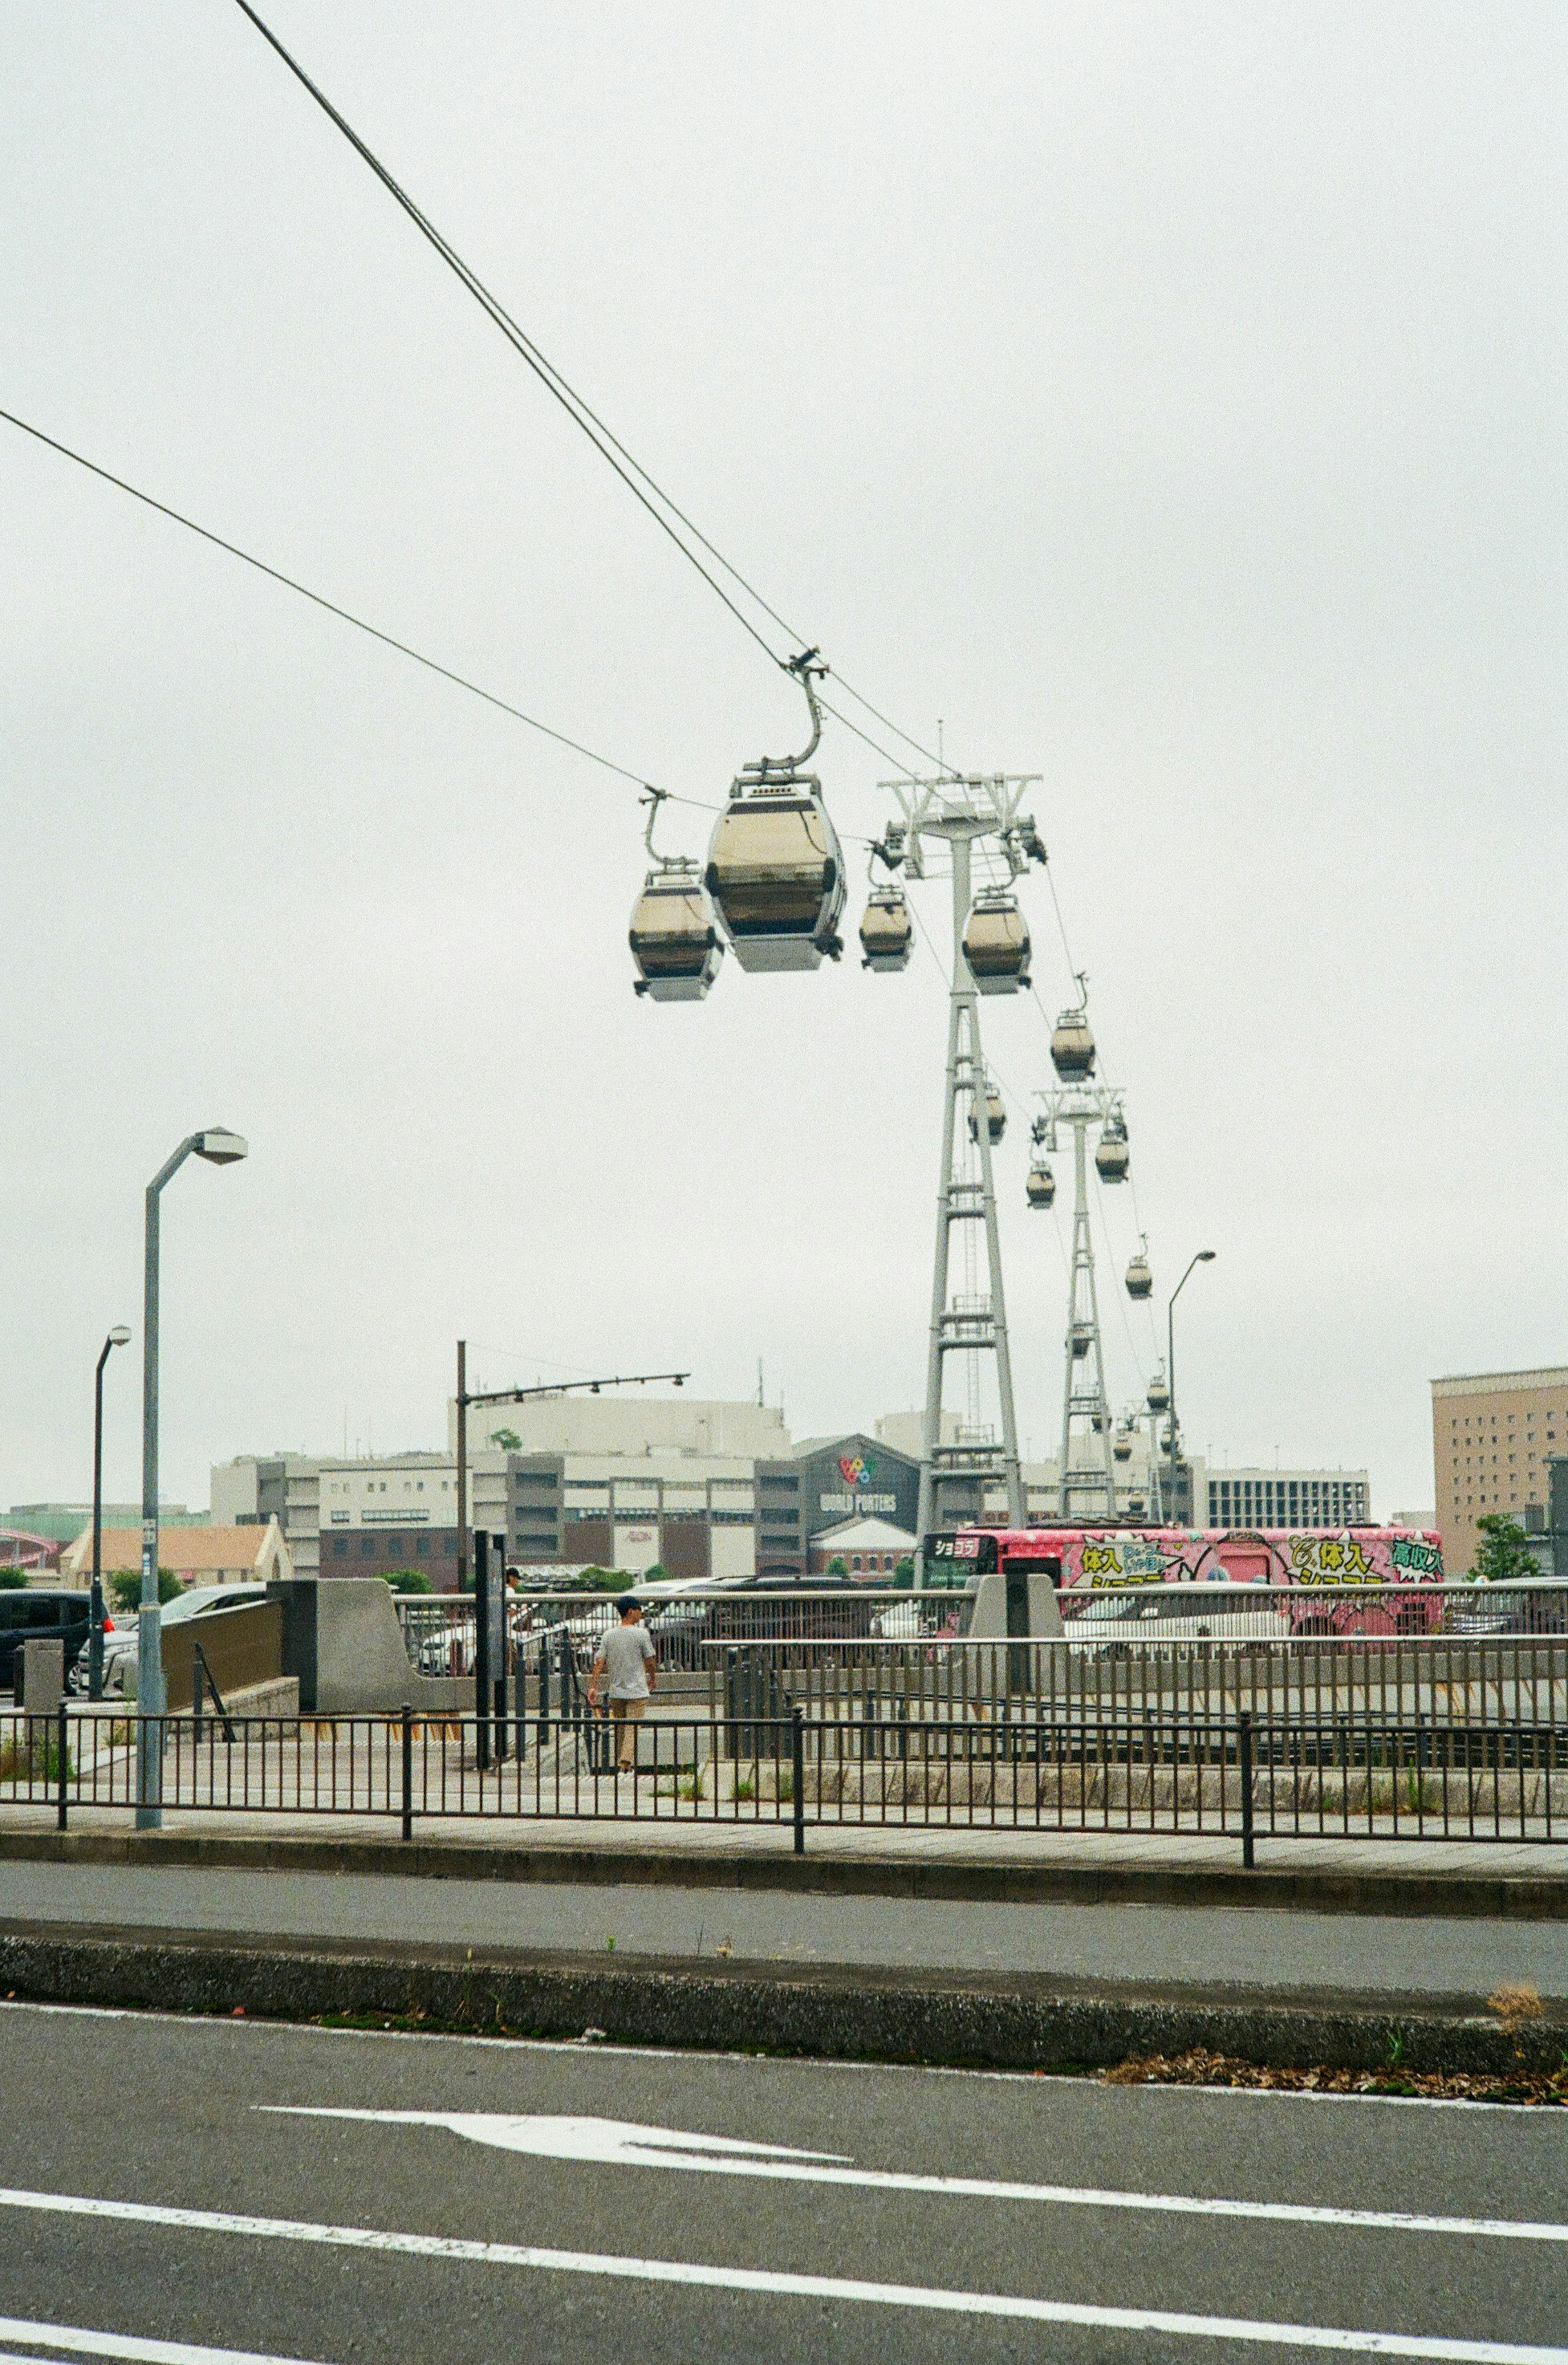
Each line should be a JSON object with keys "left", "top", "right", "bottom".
{"left": 258, "top": 2108, "right": 1568, "bottom": 2244}
{"left": 0, "top": 2187, "right": 1563, "bottom": 2363}
{"left": 0, "top": 2317, "right": 331, "bottom": 2365}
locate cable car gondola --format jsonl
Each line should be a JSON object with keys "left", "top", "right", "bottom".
{"left": 705, "top": 653, "right": 845, "bottom": 972}
{"left": 1125, "top": 1241, "right": 1153, "bottom": 1300}
{"left": 1113, "top": 1428, "right": 1133, "bottom": 1464}
{"left": 1026, "top": 1160, "right": 1055, "bottom": 1209}
{"left": 1070, "top": 1321, "right": 1092, "bottom": 1359}
{"left": 1147, "top": 1368, "right": 1170, "bottom": 1413}
{"left": 1051, "top": 1010, "right": 1096, "bottom": 1081}
{"left": 968, "top": 1078, "right": 1006, "bottom": 1146}
{"left": 1050, "top": 991, "right": 1096, "bottom": 1081}
{"left": 628, "top": 791, "right": 724, "bottom": 1002}
{"left": 962, "top": 889, "right": 1030, "bottom": 995}
{"left": 859, "top": 884, "right": 913, "bottom": 972}
{"left": 1094, "top": 1112, "right": 1129, "bottom": 1182}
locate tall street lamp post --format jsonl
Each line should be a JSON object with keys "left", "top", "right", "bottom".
{"left": 89, "top": 1325, "right": 133, "bottom": 1701}
{"left": 137, "top": 1128, "right": 248, "bottom": 1829}
{"left": 1167, "top": 1251, "right": 1216, "bottom": 1527}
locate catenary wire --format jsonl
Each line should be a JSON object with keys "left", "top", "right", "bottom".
{"left": 227, "top": 0, "right": 954, "bottom": 776}
{"left": 0, "top": 403, "right": 725, "bottom": 815}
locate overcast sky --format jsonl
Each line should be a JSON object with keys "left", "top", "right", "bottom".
{"left": 3, "top": 0, "right": 1563, "bottom": 1520}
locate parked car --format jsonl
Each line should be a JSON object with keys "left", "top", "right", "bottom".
{"left": 0, "top": 1588, "right": 93, "bottom": 1694}
{"left": 76, "top": 1582, "right": 270, "bottom": 1695}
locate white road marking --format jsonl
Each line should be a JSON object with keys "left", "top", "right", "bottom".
{"left": 0, "top": 2186, "right": 1561, "bottom": 2362}
{"left": 0, "top": 2316, "right": 331, "bottom": 2365}
{"left": 259, "top": 2107, "right": 1568, "bottom": 2243}
{"left": 0, "top": 1999, "right": 1540, "bottom": 2109}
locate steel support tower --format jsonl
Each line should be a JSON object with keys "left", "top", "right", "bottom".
{"left": 886, "top": 777, "right": 1039, "bottom": 1552}
{"left": 1034, "top": 1083, "right": 1127, "bottom": 1520}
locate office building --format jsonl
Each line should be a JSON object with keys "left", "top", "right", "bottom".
{"left": 1431, "top": 1366, "right": 1568, "bottom": 1576}
{"left": 1203, "top": 1467, "right": 1370, "bottom": 1531}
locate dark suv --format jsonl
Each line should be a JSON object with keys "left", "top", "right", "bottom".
{"left": 0, "top": 1588, "right": 92, "bottom": 1692}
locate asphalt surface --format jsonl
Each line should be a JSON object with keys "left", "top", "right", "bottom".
{"left": 2, "top": 1857, "right": 1566, "bottom": 1999}
{"left": 0, "top": 2001, "right": 1565, "bottom": 2363}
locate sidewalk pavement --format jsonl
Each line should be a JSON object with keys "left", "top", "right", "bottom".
{"left": 2, "top": 1797, "right": 1567, "bottom": 1888}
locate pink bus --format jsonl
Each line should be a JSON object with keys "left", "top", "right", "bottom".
{"left": 925, "top": 1525, "right": 1445, "bottom": 1639}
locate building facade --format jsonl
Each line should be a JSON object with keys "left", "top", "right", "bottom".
{"left": 1432, "top": 1366, "right": 1568, "bottom": 1576}
{"left": 1202, "top": 1467, "right": 1370, "bottom": 1531}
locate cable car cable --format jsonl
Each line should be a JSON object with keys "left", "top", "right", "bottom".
{"left": 228, "top": 0, "right": 794, "bottom": 672}
{"left": 0, "top": 401, "right": 722, "bottom": 813}
{"left": 227, "top": 0, "right": 954, "bottom": 777}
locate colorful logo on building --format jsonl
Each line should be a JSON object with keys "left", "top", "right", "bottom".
{"left": 839, "top": 1453, "right": 874, "bottom": 1487}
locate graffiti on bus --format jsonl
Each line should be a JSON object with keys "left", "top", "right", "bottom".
{"left": 927, "top": 1526, "right": 1446, "bottom": 1638}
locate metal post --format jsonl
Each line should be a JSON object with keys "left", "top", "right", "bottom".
{"left": 89, "top": 1329, "right": 129, "bottom": 1702}
{"left": 492, "top": 1532, "right": 508, "bottom": 1763}
{"left": 56, "top": 1699, "right": 68, "bottom": 1832}
{"left": 474, "top": 1528, "right": 491, "bottom": 1771}
{"left": 401, "top": 1703, "right": 413, "bottom": 1842}
{"left": 1239, "top": 1709, "right": 1254, "bottom": 1870}
{"left": 791, "top": 1706, "right": 805, "bottom": 1855}
{"left": 137, "top": 1165, "right": 166, "bottom": 1826}
{"left": 454, "top": 1339, "right": 468, "bottom": 1599}
{"left": 135, "top": 1129, "right": 247, "bottom": 1831}
{"left": 1166, "top": 1252, "right": 1216, "bottom": 1531}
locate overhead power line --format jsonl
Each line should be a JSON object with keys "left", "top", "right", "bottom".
{"left": 227, "top": 0, "right": 952, "bottom": 777}
{"left": 0, "top": 403, "right": 702, "bottom": 805}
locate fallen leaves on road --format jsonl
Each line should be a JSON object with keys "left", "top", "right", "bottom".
{"left": 1102, "top": 2047, "right": 1568, "bottom": 2106}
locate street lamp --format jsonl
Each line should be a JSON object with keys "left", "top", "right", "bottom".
{"left": 137, "top": 1128, "right": 248, "bottom": 1828}
{"left": 1167, "top": 1251, "right": 1216, "bottom": 1528}
{"left": 89, "top": 1325, "right": 133, "bottom": 1701}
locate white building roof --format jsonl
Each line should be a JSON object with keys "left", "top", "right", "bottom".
{"left": 812, "top": 1515, "right": 917, "bottom": 1554}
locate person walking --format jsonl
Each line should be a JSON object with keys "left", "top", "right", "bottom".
{"left": 587, "top": 1595, "right": 657, "bottom": 1774}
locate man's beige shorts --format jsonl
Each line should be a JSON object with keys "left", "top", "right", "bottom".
{"left": 609, "top": 1696, "right": 646, "bottom": 1764}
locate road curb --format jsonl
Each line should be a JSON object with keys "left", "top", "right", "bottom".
{"left": 0, "top": 1825, "right": 1565, "bottom": 1918}
{"left": 2, "top": 1918, "right": 1563, "bottom": 2077}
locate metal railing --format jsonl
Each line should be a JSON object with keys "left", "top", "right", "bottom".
{"left": 5, "top": 1694, "right": 1563, "bottom": 1860}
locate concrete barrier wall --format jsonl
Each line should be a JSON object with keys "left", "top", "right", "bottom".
{"left": 268, "top": 1578, "right": 471, "bottom": 1714}
{"left": 163, "top": 1601, "right": 282, "bottom": 1712}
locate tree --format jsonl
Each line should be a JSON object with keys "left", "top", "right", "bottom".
{"left": 893, "top": 1556, "right": 915, "bottom": 1589}
{"left": 1471, "top": 1514, "right": 1539, "bottom": 1585}
{"left": 489, "top": 1427, "right": 522, "bottom": 1451}
{"left": 107, "top": 1569, "right": 181, "bottom": 1613}
{"left": 644, "top": 1563, "right": 668, "bottom": 1585}
{"left": 381, "top": 1569, "right": 434, "bottom": 1594}
{"left": 0, "top": 1567, "right": 27, "bottom": 1590}
{"left": 826, "top": 1556, "right": 849, "bottom": 1577}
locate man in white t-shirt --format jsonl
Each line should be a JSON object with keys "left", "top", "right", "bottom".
{"left": 588, "top": 1596, "right": 657, "bottom": 1772}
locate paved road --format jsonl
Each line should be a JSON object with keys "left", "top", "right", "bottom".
{"left": 0, "top": 2000, "right": 1565, "bottom": 2363}
{"left": 2, "top": 1857, "right": 1566, "bottom": 1999}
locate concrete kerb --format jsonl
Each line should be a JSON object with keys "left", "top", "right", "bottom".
{"left": 2, "top": 1824, "right": 1567, "bottom": 1919}
{"left": 3, "top": 1918, "right": 1566, "bottom": 2080}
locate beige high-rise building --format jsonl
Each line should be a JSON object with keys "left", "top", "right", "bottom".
{"left": 1430, "top": 1366, "right": 1568, "bottom": 1575}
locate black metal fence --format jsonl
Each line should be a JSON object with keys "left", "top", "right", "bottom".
{"left": 4, "top": 1697, "right": 1564, "bottom": 1861}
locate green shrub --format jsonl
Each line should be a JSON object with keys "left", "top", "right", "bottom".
{"left": 893, "top": 1557, "right": 915, "bottom": 1589}
{"left": 381, "top": 1570, "right": 434, "bottom": 1594}
{"left": 826, "top": 1556, "right": 849, "bottom": 1577}
{"left": 0, "top": 1567, "right": 27, "bottom": 1590}
{"left": 107, "top": 1569, "right": 180, "bottom": 1614}
{"left": 1471, "top": 1514, "right": 1540, "bottom": 1585}
{"left": 0, "top": 1733, "right": 75, "bottom": 1783}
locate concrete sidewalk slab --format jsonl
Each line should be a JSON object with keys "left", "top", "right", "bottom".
{"left": 3, "top": 1810, "right": 1567, "bottom": 1917}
